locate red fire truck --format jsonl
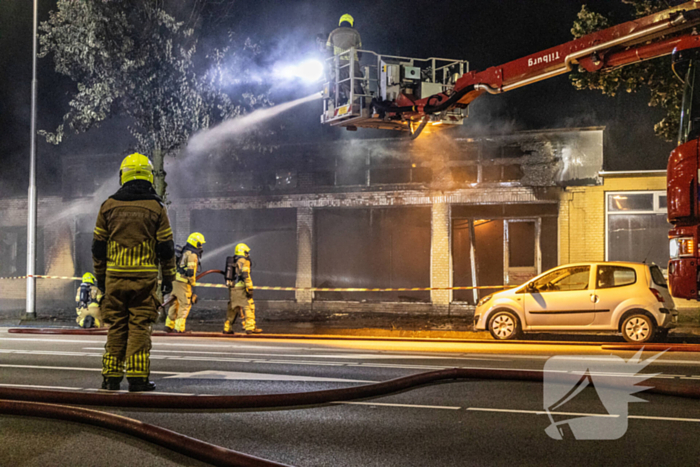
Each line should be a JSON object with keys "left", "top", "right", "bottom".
{"left": 321, "top": 1, "right": 700, "bottom": 300}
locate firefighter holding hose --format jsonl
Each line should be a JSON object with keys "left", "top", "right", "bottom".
{"left": 75, "top": 272, "right": 103, "bottom": 328}
{"left": 165, "top": 232, "right": 205, "bottom": 333}
{"left": 224, "top": 243, "right": 261, "bottom": 334}
{"left": 93, "top": 153, "right": 176, "bottom": 392}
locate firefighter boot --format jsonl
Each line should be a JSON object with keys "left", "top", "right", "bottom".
{"left": 223, "top": 320, "right": 234, "bottom": 334}
{"left": 101, "top": 376, "right": 123, "bottom": 391}
{"left": 164, "top": 317, "right": 175, "bottom": 333}
{"left": 82, "top": 315, "right": 95, "bottom": 329}
{"left": 245, "top": 328, "right": 263, "bottom": 334}
{"left": 128, "top": 377, "right": 156, "bottom": 392}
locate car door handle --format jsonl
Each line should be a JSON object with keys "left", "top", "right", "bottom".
{"left": 590, "top": 294, "right": 599, "bottom": 303}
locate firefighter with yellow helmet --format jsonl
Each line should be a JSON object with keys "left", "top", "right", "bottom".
{"left": 327, "top": 14, "right": 363, "bottom": 102}
{"left": 93, "top": 153, "right": 176, "bottom": 392}
{"left": 75, "top": 272, "right": 103, "bottom": 328}
{"left": 165, "top": 232, "right": 205, "bottom": 333}
{"left": 224, "top": 243, "right": 261, "bottom": 334}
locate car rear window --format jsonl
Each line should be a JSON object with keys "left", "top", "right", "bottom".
{"left": 650, "top": 265, "right": 668, "bottom": 288}
{"left": 596, "top": 266, "right": 636, "bottom": 289}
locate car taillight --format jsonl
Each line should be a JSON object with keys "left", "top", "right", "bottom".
{"left": 670, "top": 237, "right": 695, "bottom": 258}
{"left": 650, "top": 288, "right": 665, "bottom": 303}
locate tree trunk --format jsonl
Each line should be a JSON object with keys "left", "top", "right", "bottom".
{"left": 152, "top": 147, "right": 167, "bottom": 309}
{"left": 152, "top": 148, "right": 167, "bottom": 201}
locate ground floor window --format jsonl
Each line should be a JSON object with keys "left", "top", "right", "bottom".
{"left": 0, "top": 227, "right": 44, "bottom": 277}
{"left": 314, "top": 207, "right": 431, "bottom": 302}
{"left": 606, "top": 191, "right": 669, "bottom": 269}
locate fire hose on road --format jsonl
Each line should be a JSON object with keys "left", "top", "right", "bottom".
{"left": 2, "top": 367, "right": 700, "bottom": 466}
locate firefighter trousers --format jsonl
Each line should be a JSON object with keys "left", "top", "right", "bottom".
{"left": 101, "top": 275, "right": 159, "bottom": 379}
{"left": 166, "top": 280, "right": 192, "bottom": 332}
{"left": 226, "top": 287, "right": 255, "bottom": 332}
{"left": 76, "top": 303, "right": 102, "bottom": 328}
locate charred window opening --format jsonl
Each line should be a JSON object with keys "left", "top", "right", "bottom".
{"left": 336, "top": 167, "right": 367, "bottom": 186}
{"left": 411, "top": 167, "right": 433, "bottom": 183}
{"left": 370, "top": 168, "right": 411, "bottom": 185}
{"left": 482, "top": 164, "right": 524, "bottom": 182}
{"left": 315, "top": 207, "right": 430, "bottom": 302}
{"left": 452, "top": 204, "right": 557, "bottom": 304}
{"left": 449, "top": 143, "right": 480, "bottom": 161}
{"left": 312, "top": 171, "right": 335, "bottom": 186}
{"left": 451, "top": 166, "right": 478, "bottom": 183}
{"left": 273, "top": 170, "right": 297, "bottom": 190}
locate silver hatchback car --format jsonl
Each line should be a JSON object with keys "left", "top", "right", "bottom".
{"left": 473, "top": 262, "right": 677, "bottom": 343}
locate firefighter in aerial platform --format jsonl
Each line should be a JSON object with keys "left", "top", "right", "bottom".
{"left": 75, "top": 272, "right": 103, "bottom": 328}
{"left": 327, "top": 14, "right": 364, "bottom": 104}
{"left": 224, "top": 243, "right": 261, "bottom": 334}
{"left": 93, "top": 153, "right": 176, "bottom": 392}
{"left": 165, "top": 232, "right": 205, "bottom": 333}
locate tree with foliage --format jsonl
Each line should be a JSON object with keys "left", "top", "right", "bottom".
{"left": 39, "top": 0, "right": 269, "bottom": 198}
{"left": 570, "top": 0, "right": 683, "bottom": 141}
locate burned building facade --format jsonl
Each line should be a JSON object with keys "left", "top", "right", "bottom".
{"left": 0, "top": 127, "right": 605, "bottom": 316}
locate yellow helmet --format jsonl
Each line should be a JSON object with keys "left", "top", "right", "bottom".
{"left": 234, "top": 243, "right": 251, "bottom": 257}
{"left": 82, "top": 272, "right": 96, "bottom": 285}
{"left": 339, "top": 14, "right": 354, "bottom": 27}
{"left": 119, "top": 153, "right": 154, "bottom": 185}
{"left": 187, "top": 232, "right": 206, "bottom": 249}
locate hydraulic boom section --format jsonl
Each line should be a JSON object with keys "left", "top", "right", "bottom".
{"left": 321, "top": 1, "right": 700, "bottom": 138}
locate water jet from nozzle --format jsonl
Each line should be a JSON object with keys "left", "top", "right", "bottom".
{"left": 187, "top": 92, "right": 322, "bottom": 156}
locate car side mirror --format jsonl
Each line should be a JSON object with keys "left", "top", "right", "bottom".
{"left": 526, "top": 282, "right": 536, "bottom": 293}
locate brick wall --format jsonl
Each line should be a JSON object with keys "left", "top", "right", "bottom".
{"left": 431, "top": 200, "right": 452, "bottom": 307}
{"left": 558, "top": 173, "right": 666, "bottom": 264}
{"left": 296, "top": 207, "right": 314, "bottom": 303}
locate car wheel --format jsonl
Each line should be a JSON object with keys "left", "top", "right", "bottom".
{"left": 621, "top": 314, "right": 655, "bottom": 343}
{"left": 488, "top": 310, "right": 522, "bottom": 340}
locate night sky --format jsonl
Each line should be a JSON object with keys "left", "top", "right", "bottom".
{"left": 0, "top": 0, "right": 677, "bottom": 197}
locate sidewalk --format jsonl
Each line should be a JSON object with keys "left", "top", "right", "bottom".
{"left": 4, "top": 305, "right": 700, "bottom": 342}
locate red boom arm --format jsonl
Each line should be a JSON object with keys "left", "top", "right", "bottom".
{"left": 391, "top": 1, "right": 700, "bottom": 118}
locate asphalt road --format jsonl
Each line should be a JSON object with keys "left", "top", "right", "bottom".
{"left": 1, "top": 328, "right": 700, "bottom": 466}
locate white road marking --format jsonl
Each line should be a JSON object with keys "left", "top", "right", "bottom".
{"left": 467, "top": 407, "right": 617, "bottom": 417}
{"left": 0, "top": 382, "right": 196, "bottom": 395}
{"left": 0, "top": 383, "right": 82, "bottom": 391}
{"left": 0, "top": 364, "right": 179, "bottom": 375}
{"left": 165, "top": 370, "right": 375, "bottom": 383}
{"left": 0, "top": 338, "right": 106, "bottom": 344}
{"left": 468, "top": 407, "right": 700, "bottom": 423}
{"left": 81, "top": 347, "right": 499, "bottom": 360}
{"left": 0, "top": 336, "right": 381, "bottom": 353}
{"left": 1, "top": 348, "right": 698, "bottom": 377}
{"left": 628, "top": 415, "right": 700, "bottom": 423}
{"left": 332, "top": 401, "right": 461, "bottom": 410}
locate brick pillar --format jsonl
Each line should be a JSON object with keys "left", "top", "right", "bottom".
{"left": 173, "top": 204, "right": 191, "bottom": 245}
{"left": 296, "top": 207, "right": 314, "bottom": 303}
{"left": 431, "top": 200, "right": 452, "bottom": 308}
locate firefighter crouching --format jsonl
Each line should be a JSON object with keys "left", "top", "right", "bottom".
{"left": 224, "top": 243, "right": 262, "bottom": 334}
{"left": 92, "top": 153, "right": 176, "bottom": 392}
{"left": 166, "top": 232, "right": 205, "bottom": 333}
{"left": 75, "top": 272, "right": 103, "bottom": 328}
